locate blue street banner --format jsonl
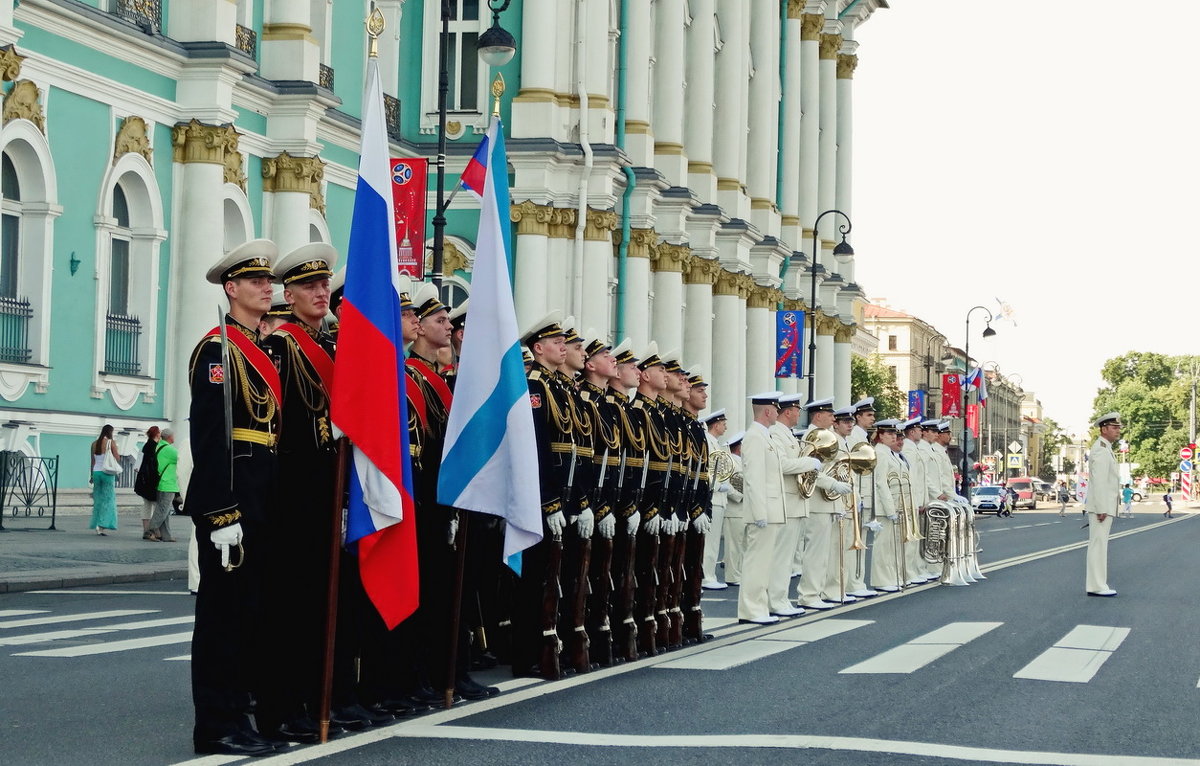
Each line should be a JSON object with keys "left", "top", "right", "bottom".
{"left": 907, "top": 389, "right": 926, "bottom": 419}
{"left": 775, "top": 310, "right": 803, "bottom": 378}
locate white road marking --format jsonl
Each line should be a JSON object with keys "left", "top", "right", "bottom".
{"left": 659, "top": 618, "right": 873, "bottom": 670}
{"left": 760, "top": 618, "right": 874, "bottom": 643}
{"left": 703, "top": 617, "right": 738, "bottom": 630}
{"left": 1014, "top": 625, "right": 1129, "bottom": 683}
{"left": 15, "top": 631, "right": 193, "bottom": 657}
{"left": 25, "top": 589, "right": 192, "bottom": 596}
{"left": 840, "top": 622, "right": 1002, "bottom": 674}
{"left": 0, "top": 609, "right": 49, "bottom": 617}
{"left": 1033, "top": 522, "right": 1054, "bottom": 527}
{"left": 491, "top": 677, "right": 542, "bottom": 693}
{"left": 0, "top": 609, "right": 156, "bottom": 629}
{"left": 1012, "top": 524, "right": 1032, "bottom": 529}
{"left": 163, "top": 655, "right": 190, "bottom": 662}
{"left": 1, "top": 615, "right": 194, "bottom": 647}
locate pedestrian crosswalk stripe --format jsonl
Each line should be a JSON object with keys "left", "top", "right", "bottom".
{"left": 0, "top": 615, "right": 194, "bottom": 647}
{"left": 0, "top": 609, "right": 49, "bottom": 618}
{"left": 1013, "top": 625, "right": 1129, "bottom": 683}
{"left": 839, "top": 621, "right": 1002, "bottom": 674}
{"left": 0, "top": 609, "right": 156, "bottom": 630}
{"left": 657, "top": 619, "right": 873, "bottom": 670}
{"left": 492, "top": 677, "right": 542, "bottom": 693}
{"left": 14, "top": 631, "right": 193, "bottom": 657}
{"left": 26, "top": 589, "right": 192, "bottom": 596}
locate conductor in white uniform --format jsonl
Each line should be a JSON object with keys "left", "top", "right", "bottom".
{"left": 1085, "top": 412, "right": 1122, "bottom": 597}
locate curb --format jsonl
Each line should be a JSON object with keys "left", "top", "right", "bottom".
{"left": 0, "top": 565, "right": 188, "bottom": 594}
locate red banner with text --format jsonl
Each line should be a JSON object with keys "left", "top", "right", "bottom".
{"left": 941, "top": 373, "right": 962, "bottom": 417}
{"left": 390, "top": 158, "right": 428, "bottom": 278}
{"left": 966, "top": 404, "right": 980, "bottom": 437}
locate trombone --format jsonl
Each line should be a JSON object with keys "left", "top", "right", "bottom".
{"left": 887, "top": 470, "right": 908, "bottom": 590}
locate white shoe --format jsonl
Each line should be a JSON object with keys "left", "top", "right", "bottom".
{"left": 798, "top": 599, "right": 836, "bottom": 610}
{"left": 1087, "top": 588, "right": 1117, "bottom": 597}
{"left": 877, "top": 586, "right": 900, "bottom": 593}
{"left": 790, "top": 571, "right": 803, "bottom": 578}
{"left": 771, "top": 605, "right": 805, "bottom": 617}
{"left": 701, "top": 580, "right": 729, "bottom": 591}
{"left": 849, "top": 589, "right": 880, "bottom": 598}
{"left": 739, "top": 614, "right": 781, "bottom": 625}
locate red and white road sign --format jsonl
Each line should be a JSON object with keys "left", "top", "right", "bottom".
{"left": 1181, "top": 446, "right": 1194, "bottom": 461}
{"left": 1183, "top": 472, "right": 1193, "bottom": 503}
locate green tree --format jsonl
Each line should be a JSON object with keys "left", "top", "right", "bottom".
{"left": 1038, "top": 417, "right": 1068, "bottom": 481}
{"left": 851, "top": 354, "right": 905, "bottom": 420}
{"left": 1090, "top": 354, "right": 1199, "bottom": 479}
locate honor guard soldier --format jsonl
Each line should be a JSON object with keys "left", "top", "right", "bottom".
{"left": 840, "top": 405, "right": 884, "bottom": 600}
{"left": 795, "top": 398, "right": 852, "bottom": 610}
{"left": 701, "top": 410, "right": 730, "bottom": 590}
{"left": 656, "top": 350, "right": 690, "bottom": 648}
{"left": 1085, "top": 412, "right": 1122, "bottom": 597}
{"left": 578, "top": 331, "right": 622, "bottom": 665}
{"left": 189, "top": 240, "right": 283, "bottom": 757}
{"left": 257, "top": 244, "right": 387, "bottom": 740}
{"left": 680, "top": 367, "right": 713, "bottom": 642}
{"left": 607, "top": 339, "right": 644, "bottom": 661}
{"left": 867, "top": 419, "right": 907, "bottom": 592}
{"left": 630, "top": 342, "right": 671, "bottom": 655}
{"left": 514, "top": 312, "right": 572, "bottom": 679}
{"left": 445, "top": 299, "right": 468, "bottom": 378}
{"left": 768, "top": 394, "right": 819, "bottom": 617}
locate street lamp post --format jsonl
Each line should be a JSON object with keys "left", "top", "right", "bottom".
{"left": 430, "top": 0, "right": 515, "bottom": 291}
{"left": 960, "top": 306, "right": 995, "bottom": 496}
{"left": 807, "top": 210, "right": 853, "bottom": 404}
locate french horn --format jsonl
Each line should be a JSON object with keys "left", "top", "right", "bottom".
{"left": 796, "top": 428, "right": 839, "bottom": 497}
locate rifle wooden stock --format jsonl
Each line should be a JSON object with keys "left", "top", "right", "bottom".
{"left": 636, "top": 527, "right": 660, "bottom": 657}
{"left": 539, "top": 537, "right": 564, "bottom": 680}
{"left": 567, "top": 534, "right": 592, "bottom": 673}
{"left": 588, "top": 534, "right": 615, "bottom": 667}
{"left": 655, "top": 529, "right": 675, "bottom": 649}
{"left": 682, "top": 525, "right": 706, "bottom": 641}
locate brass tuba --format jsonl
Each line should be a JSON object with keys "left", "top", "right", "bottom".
{"left": 796, "top": 428, "right": 839, "bottom": 497}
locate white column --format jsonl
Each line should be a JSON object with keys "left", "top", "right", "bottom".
{"left": 685, "top": 0, "right": 717, "bottom": 201}
{"left": 798, "top": 6, "right": 824, "bottom": 244}
{"left": 623, "top": 0, "right": 654, "bottom": 166}
{"left": 745, "top": 287, "right": 776, "bottom": 398}
{"left": 815, "top": 320, "right": 835, "bottom": 400}
{"left": 376, "top": 0, "right": 406, "bottom": 96}
{"left": 511, "top": 201, "right": 551, "bottom": 330}
{"left": 834, "top": 331, "right": 852, "bottom": 407}
{"left": 262, "top": 153, "right": 326, "bottom": 258}
{"left": 817, "top": 20, "right": 840, "bottom": 247}
{"left": 622, "top": 228, "right": 655, "bottom": 349}
{"left": 683, "top": 259, "right": 717, "bottom": 380}
{"left": 712, "top": 273, "right": 747, "bottom": 432}
{"left": 780, "top": 6, "right": 804, "bottom": 246}
{"left": 513, "top": 0, "right": 559, "bottom": 138}
{"left": 653, "top": 0, "right": 688, "bottom": 186}
{"left": 650, "top": 244, "right": 687, "bottom": 353}
{"left": 259, "top": 0, "right": 319, "bottom": 82}
{"left": 835, "top": 40, "right": 858, "bottom": 284}
{"left": 584, "top": 0, "right": 615, "bottom": 144}
{"left": 714, "top": 0, "right": 749, "bottom": 220}
{"left": 168, "top": 0, "right": 236, "bottom": 44}
{"left": 747, "top": 0, "right": 779, "bottom": 235}
{"left": 547, "top": 212, "right": 571, "bottom": 318}
{"left": 580, "top": 210, "right": 616, "bottom": 340}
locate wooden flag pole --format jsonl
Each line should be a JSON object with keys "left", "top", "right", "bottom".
{"left": 318, "top": 437, "right": 349, "bottom": 742}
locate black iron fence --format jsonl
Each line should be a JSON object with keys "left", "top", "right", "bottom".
{"left": 0, "top": 296, "right": 32, "bottom": 363}
{"left": 104, "top": 313, "right": 142, "bottom": 376}
{"left": 319, "top": 63, "right": 335, "bottom": 91}
{"left": 235, "top": 24, "right": 258, "bottom": 59}
{"left": 115, "top": 0, "right": 161, "bottom": 33}
{"left": 0, "top": 452, "right": 58, "bottom": 530}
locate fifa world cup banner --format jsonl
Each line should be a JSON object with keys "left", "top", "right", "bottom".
{"left": 775, "top": 310, "right": 803, "bottom": 378}
{"left": 941, "top": 373, "right": 962, "bottom": 417}
{"left": 907, "top": 390, "right": 925, "bottom": 419}
{"left": 390, "top": 158, "right": 428, "bottom": 278}
{"left": 966, "top": 404, "right": 980, "bottom": 437}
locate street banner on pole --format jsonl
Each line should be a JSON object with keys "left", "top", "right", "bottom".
{"left": 390, "top": 158, "right": 427, "bottom": 278}
{"left": 775, "top": 310, "right": 803, "bottom": 378}
{"left": 907, "top": 389, "right": 925, "bottom": 419}
{"left": 941, "top": 373, "right": 962, "bottom": 417}
{"left": 966, "top": 404, "right": 980, "bottom": 437}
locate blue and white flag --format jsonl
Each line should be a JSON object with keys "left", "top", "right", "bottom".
{"left": 438, "top": 116, "right": 542, "bottom": 565}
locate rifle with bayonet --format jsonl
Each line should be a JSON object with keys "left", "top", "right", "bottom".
{"left": 586, "top": 445, "right": 615, "bottom": 667}
{"left": 566, "top": 439, "right": 593, "bottom": 674}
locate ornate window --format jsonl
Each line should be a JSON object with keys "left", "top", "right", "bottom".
{"left": 419, "top": 0, "right": 489, "bottom": 136}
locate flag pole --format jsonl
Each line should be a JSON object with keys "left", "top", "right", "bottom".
{"left": 317, "top": 437, "right": 349, "bottom": 742}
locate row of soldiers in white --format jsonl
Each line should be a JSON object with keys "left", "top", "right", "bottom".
{"left": 700, "top": 396, "right": 971, "bottom": 623}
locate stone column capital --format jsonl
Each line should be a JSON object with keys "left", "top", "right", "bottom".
{"left": 3, "top": 80, "right": 44, "bottom": 133}
{"left": 0, "top": 45, "right": 26, "bottom": 82}
{"left": 584, "top": 208, "right": 619, "bottom": 241}
{"left": 618, "top": 227, "right": 659, "bottom": 259}
{"left": 816, "top": 313, "right": 840, "bottom": 336}
{"left": 801, "top": 13, "right": 824, "bottom": 41}
{"left": 747, "top": 285, "right": 785, "bottom": 309}
{"left": 837, "top": 53, "right": 859, "bottom": 80}
{"left": 713, "top": 269, "right": 743, "bottom": 297}
{"left": 820, "top": 33, "right": 843, "bottom": 60}
{"left": 548, "top": 207, "right": 578, "bottom": 239}
{"left": 651, "top": 242, "right": 692, "bottom": 273}
{"left": 172, "top": 119, "right": 238, "bottom": 164}
{"left": 510, "top": 200, "right": 553, "bottom": 236}
{"left": 262, "top": 151, "right": 326, "bottom": 212}
{"left": 786, "top": 0, "right": 806, "bottom": 20}
{"left": 684, "top": 255, "right": 721, "bottom": 285}
{"left": 834, "top": 322, "right": 856, "bottom": 343}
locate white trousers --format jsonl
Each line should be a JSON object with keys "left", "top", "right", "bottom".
{"left": 702, "top": 501, "right": 727, "bottom": 583}
{"left": 722, "top": 514, "right": 748, "bottom": 583}
{"left": 1086, "top": 513, "right": 1113, "bottom": 593}
{"left": 871, "top": 517, "right": 903, "bottom": 589}
{"left": 768, "top": 517, "right": 804, "bottom": 612}
{"left": 797, "top": 513, "right": 837, "bottom": 605}
{"left": 842, "top": 518, "right": 869, "bottom": 594}
{"left": 738, "top": 522, "right": 782, "bottom": 619}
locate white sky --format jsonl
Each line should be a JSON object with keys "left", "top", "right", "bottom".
{"left": 850, "top": 1, "right": 1200, "bottom": 436}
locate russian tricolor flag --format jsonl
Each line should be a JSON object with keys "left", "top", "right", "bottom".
{"left": 965, "top": 367, "right": 988, "bottom": 407}
{"left": 330, "top": 56, "right": 419, "bottom": 629}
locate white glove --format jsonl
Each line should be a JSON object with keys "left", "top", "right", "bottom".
{"left": 643, "top": 514, "right": 663, "bottom": 535}
{"left": 597, "top": 513, "right": 616, "bottom": 539}
{"left": 753, "top": 518, "right": 768, "bottom": 528}
{"left": 679, "top": 517, "right": 690, "bottom": 532}
{"left": 661, "top": 518, "right": 676, "bottom": 535}
{"left": 865, "top": 520, "right": 883, "bottom": 533}
{"left": 717, "top": 481, "right": 732, "bottom": 494}
{"left": 794, "top": 457, "right": 821, "bottom": 473}
{"left": 626, "top": 512, "right": 641, "bottom": 536}
{"left": 887, "top": 513, "right": 899, "bottom": 522}
{"left": 546, "top": 511, "right": 566, "bottom": 539}
{"left": 575, "top": 508, "right": 595, "bottom": 538}
{"left": 447, "top": 514, "right": 459, "bottom": 546}
{"left": 693, "top": 515, "right": 712, "bottom": 535}
{"left": 831, "top": 481, "right": 852, "bottom": 495}
{"left": 211, "top": 522, "right": 243, "bottom": 569}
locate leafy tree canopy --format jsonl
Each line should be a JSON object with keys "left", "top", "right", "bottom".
{"left": 851, "top": 354, "right": 905, "bottom": 420}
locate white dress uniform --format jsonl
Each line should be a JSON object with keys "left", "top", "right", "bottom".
{"left": 917, "top": 436, "right": 946, "bottom": 578}
{"left": 768, "top": 419, "right": 820, "bottom": 614}
{"left": 796, "top": 409, "right": 851, "bottom": 607}
{"left": 902, "top": 433, "right": 933, "bottom": 583}
{"left": 838, "top": 430, "right": 873, "bottom": 598}
{"left": 702, "top": 427, "right": 728, "bottom": 587}
{"left": 1085, "top": 413, "right": 1121, "bottom": 595}
{"left": 868, "top": 440, "right": 905, "bottom": 590}
{"left": 737, "top": 421, "right": 788, "bottom": 621}
{"left": 720, "top": 446, "right": 746, "bottom": 583}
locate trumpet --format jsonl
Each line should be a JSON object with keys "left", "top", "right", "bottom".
{"left": 796, "top": 428, "right": 839, "bottom": 497}
{"left": 842, "top": 442, "right": 876, "bottom": 553}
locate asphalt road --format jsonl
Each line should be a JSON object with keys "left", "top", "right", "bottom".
{"left": 0, "top": 510, "right": 1193, "bottom": 766}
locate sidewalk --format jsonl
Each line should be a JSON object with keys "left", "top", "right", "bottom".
{"left": 0, "top": 497, "right": 192, "bottom": 593}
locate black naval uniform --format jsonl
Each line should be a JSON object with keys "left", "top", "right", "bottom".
{"left": 656, "top": 396, "right": 688, "bottom": 648}
{"left": 188, "top": 317, "right": 279, "bottom": 744}
{"left": 630, "top": 390, "right": 670, "bottom": 656}
{"left": 681, "top": 409, "right": 712, "bottom": 641}
{"left": 579, "top": 379, "right": 620, "bottom": 667}
{"left": 556, "top": 369, "right": 594, "bottom": 673}
{"left": 609, "top": 387, "right": 643, "bottom": 661}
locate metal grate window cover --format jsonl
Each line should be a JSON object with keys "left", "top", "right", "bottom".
{"left": 0, "top": 296, "right": 32, "bottom": 364}
{"left": 104, "top": 313, "right": 142, "bottom": 377}
{"left": 115, "top": 0, "right": 162, "bottom": 33}
{"left": 235, "top": 24, "right": 258, "bottom": 59}
{"left": 319, "top": 63, "right": 335, "bottom": 91}
{"left": 384, "top": 94, "right": 402, "bottom": 142}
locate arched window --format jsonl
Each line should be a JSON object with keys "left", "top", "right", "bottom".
{"left": 1, "top": 152, "right": 20, "bottom": 301}
{"left": 420, "top": 0, "right": 487, "bottom": 136}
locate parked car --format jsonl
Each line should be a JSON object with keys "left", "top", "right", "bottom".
{"left": 1033, "top": 479, "right": 1054, "bottom": 501}
{"left": 971, "top": 486, "right": 1009, "bottom": 515}
{"left": 1005, "top": 477, "right": 1039, "bottom": 509}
